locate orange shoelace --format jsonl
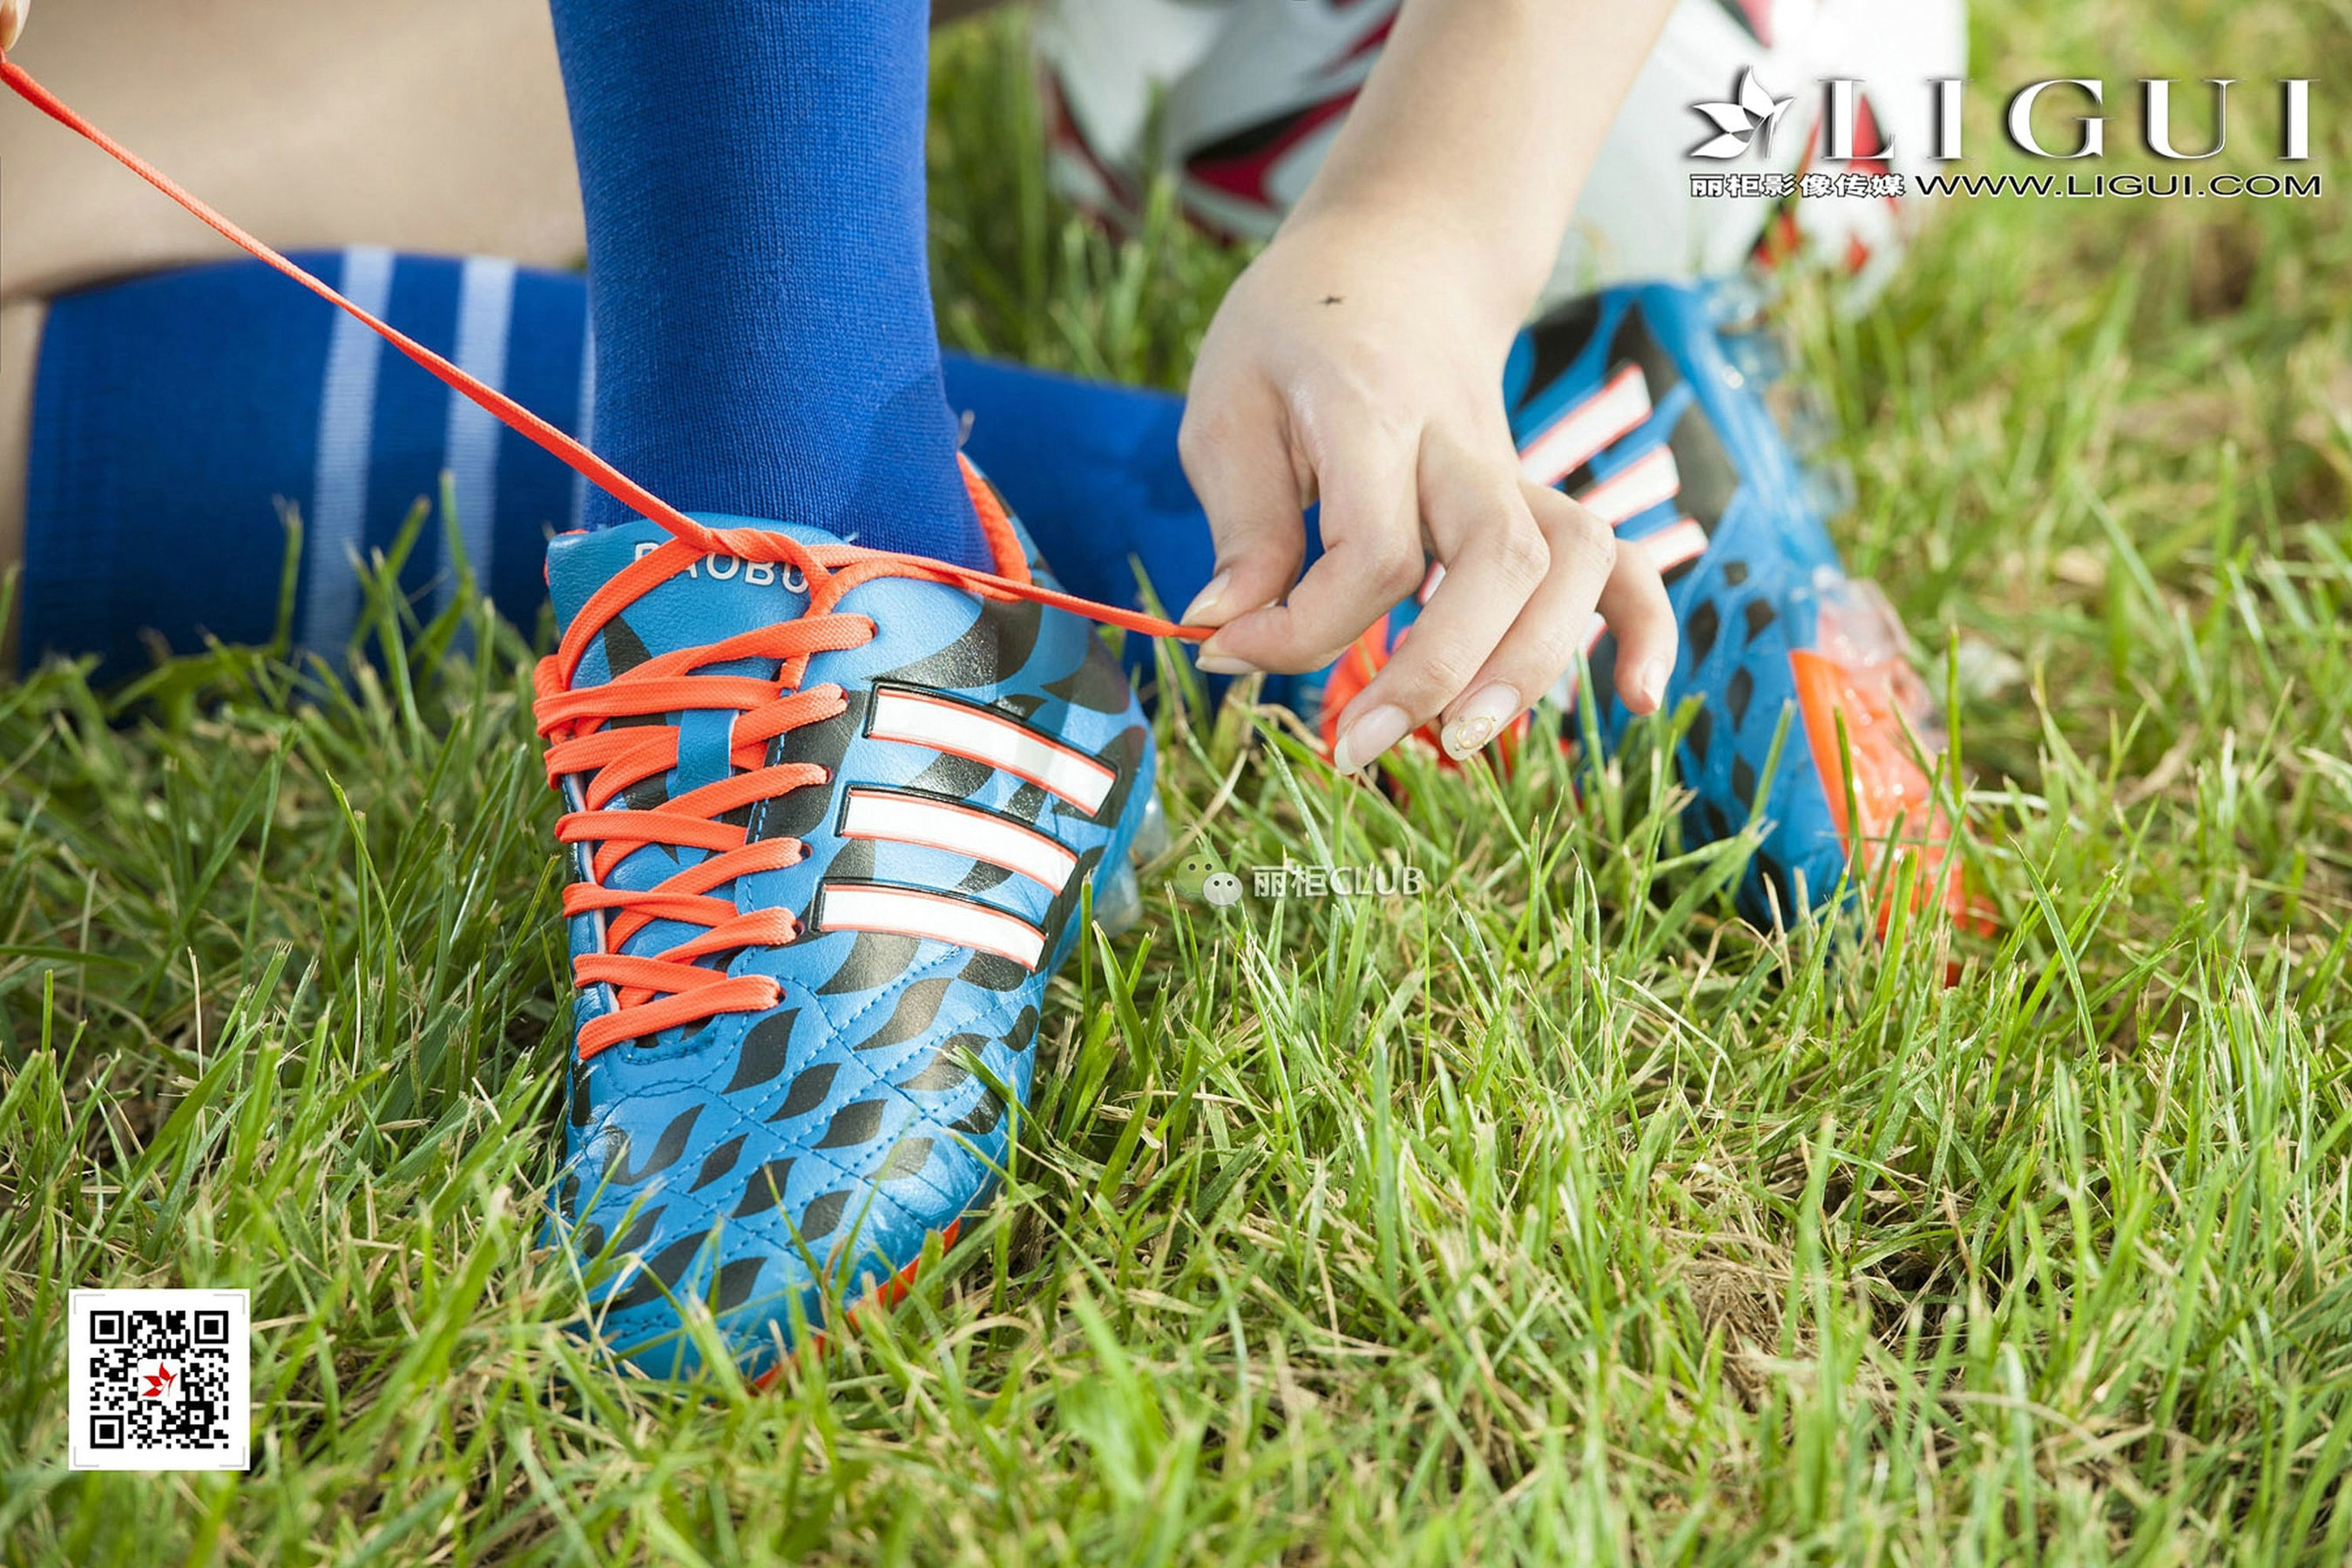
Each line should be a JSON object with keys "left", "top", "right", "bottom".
{"left": 535, "top": 476, "right": 1098, "bottom": 1057}
{"left": 0, "top": 52, "right": 1209, "bottom": 1058}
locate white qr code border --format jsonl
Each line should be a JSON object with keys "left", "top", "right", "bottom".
{"left": 68, "top": 1288, "right": 250, "bottom": 1471}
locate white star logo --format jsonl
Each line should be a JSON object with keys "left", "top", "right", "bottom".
{"left": 1689, "top": 69, "right": 1794, "bottom": 160}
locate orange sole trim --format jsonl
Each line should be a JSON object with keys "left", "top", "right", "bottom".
{"left": 1788, "top": 647, "right": 1983, "bottom": 932}
{"left": 748, "top": 1216, "right": 965, "bottom": 1391}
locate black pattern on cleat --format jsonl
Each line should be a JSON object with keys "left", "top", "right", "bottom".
{"left": 602, "top": 616, "right": 653, "bottom": 676}
{"left": 689, "top": 1134, "right": 747, "bottom": 1193}
{"left": 570, "top": 1072, "right": 595, "bottom": 1127}
{"left": 1686, "top": 706, "right": 1713, "bottom": 764}
{"left": 816, "top": 1099, "right": 888, "bottom": 1149}
{"left": 1727, "top": 667, "right": 1754, "bottom": 729}
{"left": 950, "top": 1090, "right": 1005, "bottom": 1138}
{"left": 1037, "top": 846, "right": 1106, "bottom": 945}
{"left": 725, "top": 1010, "right": 799, "bottom": 1093}
{"left": 605, "top": 1105, "right": 702, "bottom": 1186}
{"left": 1732, "top": 757, "right": 1758, "bottom": 803}
{"left": 772, "top": 1063, "right": 840, "bottom": 1121}
{"left": 1606, "top": 308, "right": 1681, "bottom": 411}
{"left": 798, "top": 1190, "right": 850, "bottom": 1241}
{"left": 1721, "top": 558, "right": 1749, "bottom": 586}
{"left": 877, "top": 1138, "right": 934, "bottom": 1181}
{"left": 818, "top": 933, "right": 921, "bottom": 995}
{"left": 1743, "top": 598, "right": 1776, "bottom": 642}
{"left": 1686, "top": 600, "right": 1720, "bottom": 665}
{"left": 1001, "top": 781, "right": 1048, "bottom": 826}
{"left": 880, "top": 598, "right": 1044, "bottom": 689}
{"left": 612, "top": 1228, "right": 711, "bottom": 1311}
{"left": 1586, "top": 637, "right": 1620, "bottom": 718}
{"left": 898, "top": 1042, "right": 978, "bottom": 1092}
{"left": 619, "top": 775, "right": 669, "bottom": 813}
{"left": 1045, "top": 645, "right": 1138, "bottom": 713}
{"left": 752, "top": 694, "right": 865, "bottom": 843}
{"left": 600, "top": 621, "right": 674, "bottom": 814}
{"left": 822, "top": 838, "right": 878, "bottom": 883}
{"left": 958, "top": 860, "right": 1016, "bottom": 894}
{"left": 609, "top": 1206, "right": 665, "bottom": 1260}
{"left": 713, "top": 1256, "right": 766, "bottom": 1312}
{"left": 1668, "top": 399, "right": 1739, "bottom": 531}
{"left": 1078, "top": 728, "right": 1147, "bottom": 828}
{"left": 1009, "top": 1005, "right": 1040, "bottom": 1053}
{"left": 960, "top": 951, "right": 1028, "bottom": 991}
{"left": 902, "top": 753, "right": 995, "bottom": 798}
{"left": 1523, "top": 293, "right": 1603, "bottom": 396}
{"left": 733, "top": 1157, "right": 796, "bottom": 1218}
{"left": 855, "top": 977, "right": 953, "bottom": 1051}
{"left": 993, "top": 692, "right": 1046, "bottom": 720}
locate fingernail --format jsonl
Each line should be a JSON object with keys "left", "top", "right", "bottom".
{"left": 1637, "top": 658, "right": 1673, "bottom": 713}
{"left": 1332, "top": 704, "right": 1410, "bottom": 774}
{"left": 1441, "top": 683, "right": 1522, "bottom": 760}
{"left": 1, "top": 0, "right": 28, "bottom": 51}
{"left": 1181, "top": 571, "right": 1234, "bottom": 625}
{"left": 1195, "top": 631, "right": 1260, "bottom": 675}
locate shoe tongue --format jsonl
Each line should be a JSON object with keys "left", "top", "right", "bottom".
{"left": 545, "top": 514, "right": 844, "bottom": 686}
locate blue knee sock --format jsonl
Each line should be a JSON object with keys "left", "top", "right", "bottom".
{"left": 545, "top": 0, "right": 983, "bottom": 565}
{"left": 19, "top": 259, "right": 1267, "bottom": 689}
{"left": 22, "top": 252, "right": 592, "bottom": 679}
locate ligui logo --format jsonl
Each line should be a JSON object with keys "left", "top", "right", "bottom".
{"left": 1691, "top": 69, "right": 2313, "bottom": 163}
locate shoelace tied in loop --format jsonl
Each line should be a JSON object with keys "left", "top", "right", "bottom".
{"left": 0, "top": 50, "right": 1209, "bottom": 1058}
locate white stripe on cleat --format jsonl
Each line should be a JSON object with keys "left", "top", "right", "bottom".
{"left": 868, "top": 686, "right": 1116, "bottom": 814}
{"left": 838, "top": 787, "right": 1078, "bottom": 893}
{"left": 814, "top": 882, "right": 1046, "bottom": 969}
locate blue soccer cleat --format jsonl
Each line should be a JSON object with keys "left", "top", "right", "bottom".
{"left": 1312, "top": 280, "right": 1966, "bottom": 929}
{"left": 538, "top": 465, "right": 1165, "bottom": 1380}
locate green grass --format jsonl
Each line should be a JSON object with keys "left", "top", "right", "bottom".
{"left": 7, "top": 0, "right": 2352, "bottom": 1560}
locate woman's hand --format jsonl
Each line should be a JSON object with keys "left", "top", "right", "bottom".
{"left": 1173, "top": 0, "right": 1680, "bottom": 773}
{"left": 1179, "top": 211, "right": 1677, "bottom": 771}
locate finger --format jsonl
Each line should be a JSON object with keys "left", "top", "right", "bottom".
{"left": 1429, "top": 482, "right": 1623, "bottom": 760}
{"left": 1195, "top": 417, "right": 1423, "bottom": 678}
{"left": 1175, "top": 381, "right": 1308, "bottom": 661}
{"left": 1328, "top": 448, "right": 1553, "bottom": 772}
{"left": 1595, "top": 524, "right": 1679, "bottom": 717}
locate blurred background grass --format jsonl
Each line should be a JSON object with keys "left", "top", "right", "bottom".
{"left": 4, "top": 0, "right": 2352, "bottom": 1562}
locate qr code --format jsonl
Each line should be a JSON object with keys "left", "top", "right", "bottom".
{"left": 68, "top": 1289, "right": 249, "bottom": 1470}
